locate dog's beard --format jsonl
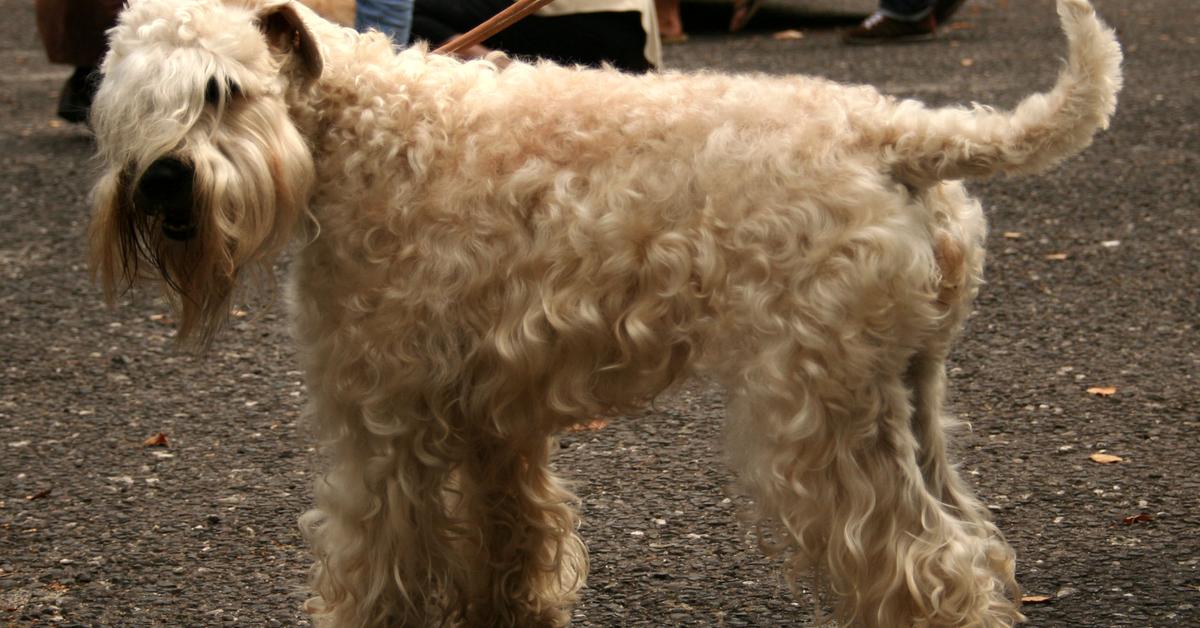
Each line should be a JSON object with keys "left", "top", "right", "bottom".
{"left": 89, "top": 100, "right": 314, "bottom": 346}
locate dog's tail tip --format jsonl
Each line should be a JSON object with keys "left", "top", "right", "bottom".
{"left": 1024, "top": 0, "right": 1123, "bottom": 162}
{"left": 890, "top": 0, "right": 1123, "bottom": 184}
{"left": 1064, "top": 0, "right": 1124, "bottom": 99}
{"left": 1058, "top": 0, "right": 1094, "bottom": 17}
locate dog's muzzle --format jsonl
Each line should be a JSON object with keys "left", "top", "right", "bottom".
{"left": 136, "top": 157, "right": 197, "bottom": 241}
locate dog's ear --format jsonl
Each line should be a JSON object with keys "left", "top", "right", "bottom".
{"left": 258, "top": 2, "right": 323, "bottom": 84}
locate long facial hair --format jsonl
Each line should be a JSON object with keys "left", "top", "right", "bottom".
{"left": 90, "top": 89, "right": 314, "bottom": 347}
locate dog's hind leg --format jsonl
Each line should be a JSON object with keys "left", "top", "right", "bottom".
{"left": 726, "top": 345, "right": 1023, "bottom": 627}
{"left": 900, "top": 210, "right": 1022, "bottom": 623}
{"left": 904, "top": 348, "right": 1023, "bottom": 622}
{"left": 905, "top": 350, "right": 994, "bottom": 522}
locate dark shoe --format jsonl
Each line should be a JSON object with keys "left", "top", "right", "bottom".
{"left": 843, "top": 12, "right": 936, "bottom": 45}
{"left": 934, "top": 0, "right": 970, "bottom": 25}
{"left": 56, "top": 66, "right": 99, "bottom": 125}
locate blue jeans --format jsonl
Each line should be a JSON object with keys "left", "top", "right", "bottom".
{"left": 880, "top": 0, "right": 934, "bottom": 20}
{"left": 356, "top": 0, "right": 414, "bottom": 45}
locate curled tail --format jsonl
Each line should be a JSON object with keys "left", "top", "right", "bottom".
{"left": 886, "top": 0, "right": 1122, "bottom": 185}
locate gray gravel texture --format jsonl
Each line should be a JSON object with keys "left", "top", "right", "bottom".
{"left": 2, "top": 0, "right": 1197, "bottom": 626}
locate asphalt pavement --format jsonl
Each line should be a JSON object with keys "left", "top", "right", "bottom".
{"left": 1, "top": 0, "right": 1197, "bottom": 625}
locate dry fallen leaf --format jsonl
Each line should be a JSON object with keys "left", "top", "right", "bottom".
{"left": 772, "top": 29, "right": 804, "bottom": 41}
{"left": 149, "top": 313, "right": 174, "bottom": 325}
{"left": 960, "top": 57, "right": 975, "bottom": 67}
{"left": 1021, "top": 594, "right": 1052, "bottom": 604}
{"left": 1044, "top": 253, "right": 1069, "bottom": 261}
{"left": 143, "top": 432, "right": 169, "bottom": 447}
{"left": 1122, "top": 513, "right": 1153, "bottom": 525}
{"left": 1002, "top": 231, "right": 1023, "bottom": 239}
{"left": 568, "top": 419, "right": 608, "bottom": 432}
{"left": 1087, "top": 386, "right": 1117, "bottom": 397}
{"left": 945, "top": 21, "right": 976, "bottom": 32}
{"left": 1089, "top": 452, "right": 1123, "bottom": 464}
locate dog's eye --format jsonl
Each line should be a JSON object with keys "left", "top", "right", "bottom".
{"left": 205, "top": 77, "right": 221, "bottom": 106}
{"left": 204, "top": 78, "right": 243, "bottom": 106}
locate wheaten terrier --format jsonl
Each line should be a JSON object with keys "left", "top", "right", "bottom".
{"left": 88, "top": 0, "right": 1121, "bottom": 625}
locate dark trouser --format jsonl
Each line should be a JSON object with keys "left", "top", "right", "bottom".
{"left": 880, "top": 0, "right": 934, "bottom": 20}
{"left": 35, "top": 0, "right": 123, "bottom": 66}
{"left": 412, "top": 0, "right": 650, "bottom": 73}
{"left": 34, "top": 0, "right": 121, "bottom": 123}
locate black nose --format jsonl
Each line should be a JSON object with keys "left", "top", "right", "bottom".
{"left": 138, "top": 157, "right": 193, "bottom": 205}
{"left": 137, "top": 157, "right": 196, "bottom": 240}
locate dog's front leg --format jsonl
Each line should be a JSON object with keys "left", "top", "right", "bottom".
{"left": 300, "top": 395, "right": 472, "bottom": 627}
{"left": 454, "top": 428, "right": 586, "bottom": 628}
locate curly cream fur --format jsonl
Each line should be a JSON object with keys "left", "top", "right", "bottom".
{"left": 89, "top": 0, "right": 1121, "bottom": 625}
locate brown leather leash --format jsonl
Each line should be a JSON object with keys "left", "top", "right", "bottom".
{"left": 433, "top": 0, "right": 559, "bottom": 56}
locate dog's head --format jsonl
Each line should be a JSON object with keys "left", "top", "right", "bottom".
{"left": 89, "top": 0, "right": 323, "bottom": 345}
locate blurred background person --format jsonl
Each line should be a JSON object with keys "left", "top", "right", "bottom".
{"left": 656, "top": 0, "right": 686, "bottom": 43}
{"left": 656, "top": 0, "right": 764, "bottom": 44}
{"left": 34, "top": 0, "right": 123, "bottom": 124}
{"left": 356, "top": 0, "right": 415, "bottom": 46}
{"left": 411, "top": 0, "right": 661, "bottom": 72}
{"left": 843, "top": 0, "right": 967, "bottom": 44}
